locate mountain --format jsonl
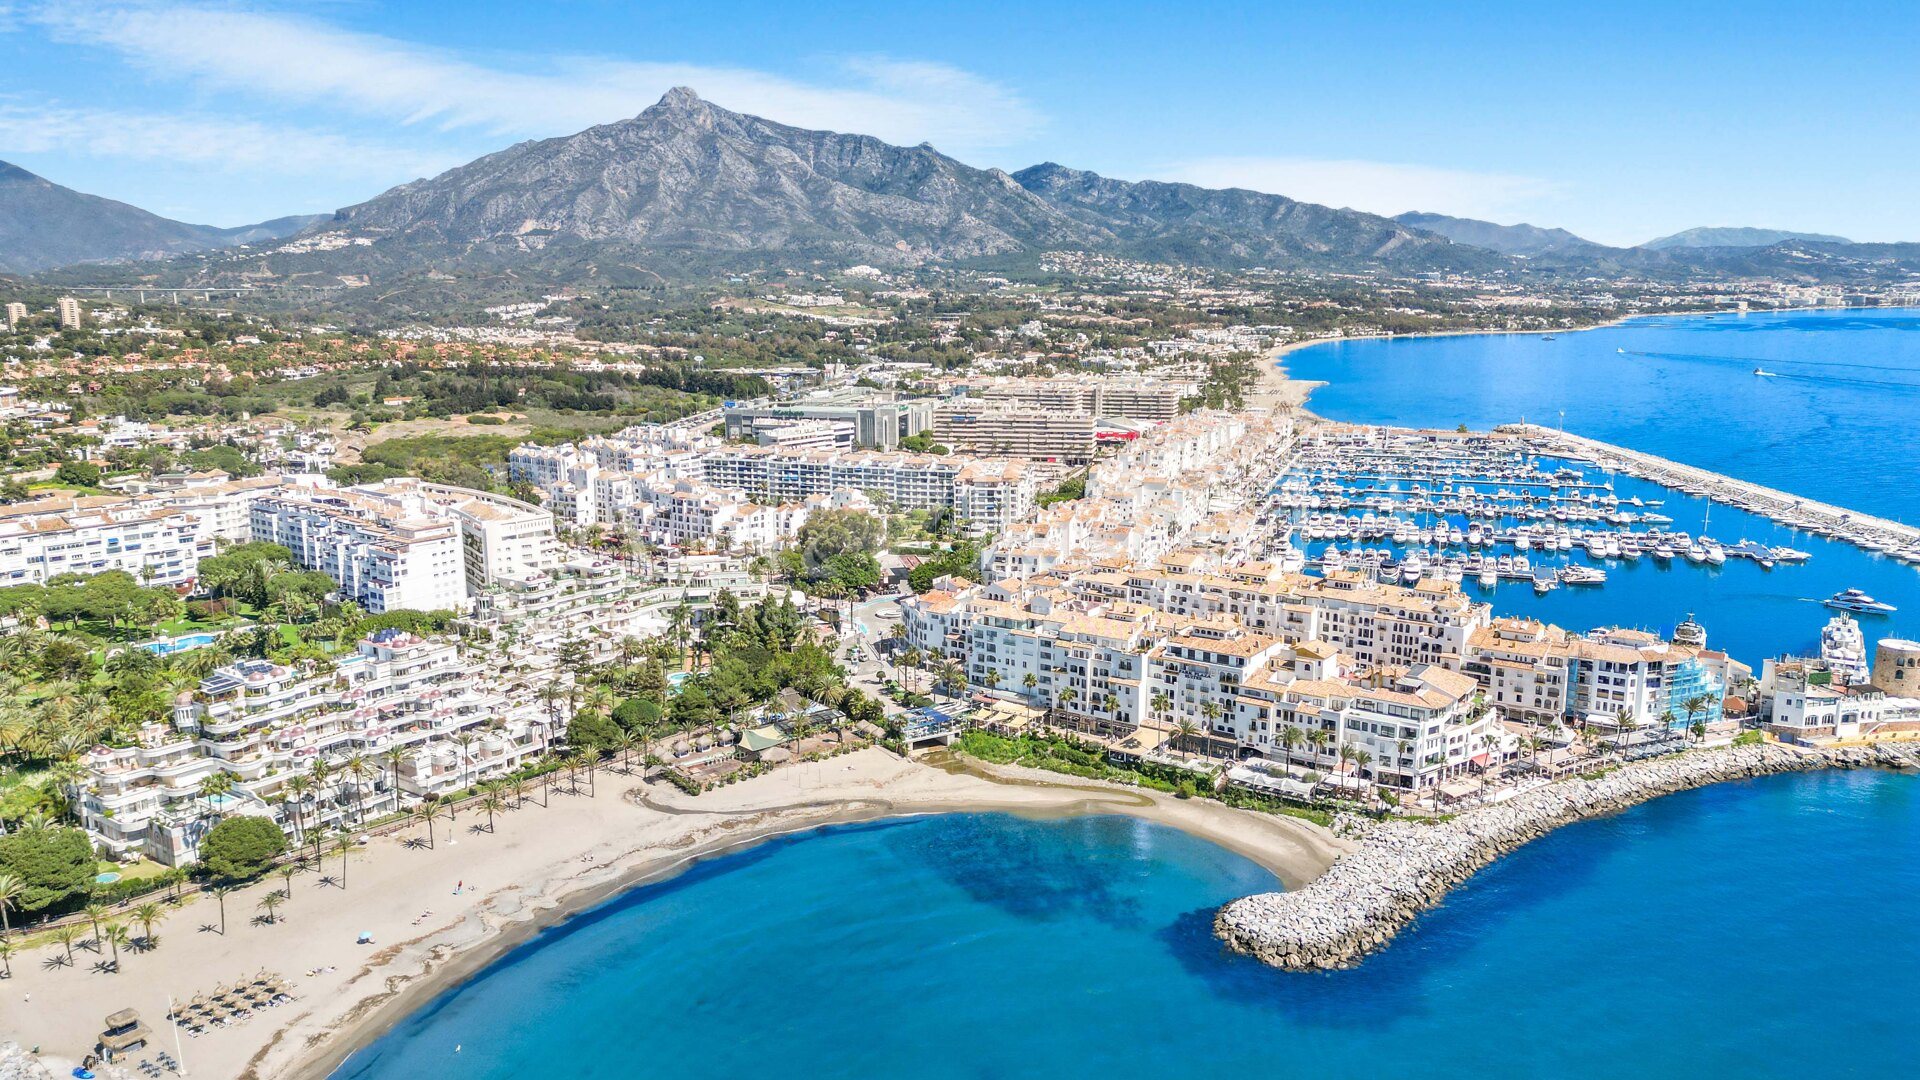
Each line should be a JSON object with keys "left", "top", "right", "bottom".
{"left": 1640, "top": 226, "right": 1853, "bottom": 250}
{"left": 135, "top": 88, "right": 1495, "bottom": 292}
{"left": 0, "top": 160, "right": 321, "bottom": 274}
{"left": 1393, "top": 211, "right": 1611, "bottom": 258}
{"left": 326, "top": 87, "right": 1100, "bottom": 266}
{"left": 209, "top": 214, "right": 331, "bottom": 246}
{"left": 1013, "top": 164, "right": 1492, "bottom": 270}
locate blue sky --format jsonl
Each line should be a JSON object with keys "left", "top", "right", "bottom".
{"left": 1, "top": 0, "right": 1914, "bottom": 245}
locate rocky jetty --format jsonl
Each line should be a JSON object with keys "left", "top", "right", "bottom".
{"left": 0, "top": 1043, "right": 52, "bottom": 1080}
{"left": 1216, "top": 742, "right": 1920, "bottom": 970}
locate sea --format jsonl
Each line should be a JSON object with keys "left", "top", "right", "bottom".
{"left": 1281, "top": 307, "right": 1920, "bottom": 666}
{"left": 333, "top": 309, "right": 1920, "bottom": 1077}
{"left": 333, "top": 792, "right": 1920, "bottom": 1079}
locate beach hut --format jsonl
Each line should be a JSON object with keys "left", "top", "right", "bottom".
{"left": 98, "top": 1008, "right": 153, "bottom": 1061}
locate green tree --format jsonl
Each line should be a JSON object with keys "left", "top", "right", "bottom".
{"left": 198, "top": 816, "right": 289, "bottom": 882}
{"left": 54, "top": 461, "right": 102, "bottom": 488}
{"left": 0, "top": 824, "right": 95, "bottom": 915}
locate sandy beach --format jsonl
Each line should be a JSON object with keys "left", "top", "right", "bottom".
{"left": 1, "top": 749, "right": 1343, "bottom": 1079}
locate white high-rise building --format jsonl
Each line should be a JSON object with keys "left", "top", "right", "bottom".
{"left": 250, "top": 485, "right": 468, "bottom": 613}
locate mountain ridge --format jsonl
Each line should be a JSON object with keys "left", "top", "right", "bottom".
{"left": 0, "top": 160, "right": 323, "bottom": 274}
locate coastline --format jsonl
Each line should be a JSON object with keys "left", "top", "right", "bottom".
{"left": 1214, "top": 741, "right": 1920, "bottom": 970}
{"left": 0, "top": 748, "right": 1343, "bottom": 1080}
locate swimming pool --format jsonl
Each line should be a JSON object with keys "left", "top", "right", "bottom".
{"left": 138, "top": 632, "right": 220, "bottom": 655}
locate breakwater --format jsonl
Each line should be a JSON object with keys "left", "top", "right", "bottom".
{"left": 1511, "top": 425, "right": 1920, "bottom": 561}
{"left": 1215, "top": 741, "right": 1920, "bottom": 970}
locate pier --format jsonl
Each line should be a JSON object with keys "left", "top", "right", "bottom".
{"left": 1512, "top": 425, "right": 1920, "bottom": 564}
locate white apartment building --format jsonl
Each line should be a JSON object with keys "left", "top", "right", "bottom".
{"left": 362, "top": 479, "right": 557, "bottom": 591}
{"left": 0, "top": 495, "right": 217, "bottom": 587}
{"left": 56, "top": 297, "right": 83, "bottom": 328}
{"left": 698, "top": 447, "right": 1035, "bottom": 536}
{"left": 79, "top": 630, "right": 556, "bottom": 865}
{"left": 251, "top": 485, "right": 467, "bottom": 613}
{"left": 1233, "top": 655, "right": 1507, "bottom": 792}
{"left": 2, "top": 301, "right": 26, "bottom": 330}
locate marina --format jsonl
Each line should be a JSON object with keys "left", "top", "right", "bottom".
{"left": 1263, "top": 425, "right": 1918, "bottom": 665}
{"left": 1269, "top": 428, "right": 1818, "bottom": 595}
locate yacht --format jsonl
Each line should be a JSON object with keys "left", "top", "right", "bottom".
{"left": 1825, "top": 588, "right": 1897, "bottom": 615}
{"left": 1651, "top": 540, "right": 1675, "bottom": 561}
{"left": 1684, "top": 540, "right": 1708, "bottom": 564}
{"left": 1400, "top": 553, "right": 1426, "bottom": 584}
{"left": 1561, "top": 565, "right": 1607, "bottom": 585}
{"left": 1478, "top": 566, "right": 1498, "bottom": 589}
{"left": 1703, "top": 542, "right": 1727, "bottom": 566}
{"left": 1820, "top": 614, "right": 1870, "bottom": 684}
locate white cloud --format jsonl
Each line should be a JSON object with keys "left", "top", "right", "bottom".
{"left": 28, "top": 3, "right": 1043, "bottom": 155}
{"left": 1157, "top": 156, "right": 1565, "bottom": 223}
{"left": 0, "top": 99, "right": 455, "bottom": 178}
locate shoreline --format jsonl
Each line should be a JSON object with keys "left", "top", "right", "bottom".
{"left": 294, "top": 754, "right": 1344, "bottom": 1078}
{"left": 1214, "top": 741, "right": 1920, "bottom": 970}
{"left": 0, "top": 748, "right": 1339, "bottom": 1080}
{"left": 1254, "top": 302, "right": 1883, "bottom": 418}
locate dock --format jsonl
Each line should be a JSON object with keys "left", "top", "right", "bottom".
{"left": 1511, "top": 425, "right": 1920, "bottom": 564}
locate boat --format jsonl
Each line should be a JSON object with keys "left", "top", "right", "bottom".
{"left": 1651, "top": 541, "right": 1675, "bottom": 561}
{"left": 1703, "top": 542, "right": 1727, "bottom": 566}
{"left": 1824, "top": 588, "right": 1897, "bottom": 615}
{"left": 1684, "top": 541, "right": 1707, "bottom": 564}
{"left": 1820, "top": 613, "right": 1871, "bottom": 683}
{"left": 1561, "top": 565, "right": 1607, "bottom": 585}
{"left": 1753, "top": 368, "right": 1779, "bottom": 377}
{"left": 1478, "top": 567, "right": 1498, "bottom": 589}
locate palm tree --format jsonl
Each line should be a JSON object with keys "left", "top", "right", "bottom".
{"left": 1175, "top": 718, "right": 1200, "bottom": 757}
{"left": 284, "top": 774, "right": 313, "bottom": 844}
{"left": 0, "top": 938, "right": 14, "bottom": 979}
{"left": 383, "top": 747, "right": 409, "bottom": 804}
{"left": 279, "top": 863, "right": 299, "bottom": 902}
{"left": 49, "top": 924, "right": 82, "bottom": 965}
{"left": 1614, "top": 708, "right": 1637, "bottom": 760}
{"left": 83, "top": 901, "right": 110, "bottom": 947}
{"left": 478, "top": 791, "right": 507, "bottom": 833}
{"left": 1199, "top": 701, "right": 1223, "bottom": 758}
{"left": 1279, "top": 726, "right": 1304, "bottom": 774}
{"left": 132, "top": 901, "right": 164, "bottom": 949}
{"left": 1683, "top": 693, "right": 1712, "bottom": 743}
{"left": 508, "top": 778, "right": 531, "bottom": 810}
{"left": 0, "top": 871, "right": 22, "bottom": 941}
{"left": 1306, "top": 728, "right": 1331, "bottom": 771}
{"left": 257, "top": 891, "right": 285, "bottom": 925}
{"left": 210, "top": 885, "right": 235, "bottom": 935}
{"left": 344, "top": 754, "right": 378, "bottom": 823}
{"left": 104, "top": 922, "right": 130, "bottom": 971}
{"left": 1023, "top": 671, "right": 1039, "bottom": 701}
{"left": 1353, "top": 748, "right": 1374, "bottom": 785}
{"left": 415, "top": 799, "right": 444, "bottom": 850}
{"left": 332, "top": 836, "right": 355, "bottom": 888}
{"left": 1055, "top": 687, "right": 1078, "bottom": 729}
{"left": 453, "top": 733, "right": 479, "bottom": 795}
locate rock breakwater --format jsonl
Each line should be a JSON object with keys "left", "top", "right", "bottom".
{"left": 1215, "top": 742, "right": 1920, "bottom": 970}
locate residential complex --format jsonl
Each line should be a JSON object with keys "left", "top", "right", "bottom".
{"left": 80, "top": 629, "right": 556, "bottom": 866}
{"left": 250, "top": 485, "right": 469, "bottom": 613}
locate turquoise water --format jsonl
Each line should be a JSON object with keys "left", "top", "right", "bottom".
{"left": 138, "top": 631, "right": 219, "bottom": 655}
{"left": 334, "top": 785, "right": 1920, "bottom": 1079}
{"left": 1284, "top": 309, "right": 1920, "bottom": 667}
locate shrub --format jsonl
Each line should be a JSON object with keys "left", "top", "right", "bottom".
{"left": 197, "top": 817, "right": 288, "bottom": 882}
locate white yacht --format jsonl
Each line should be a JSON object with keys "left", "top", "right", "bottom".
{"left": 1825, "top": 588, "right": 1897, "bottom": 615}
